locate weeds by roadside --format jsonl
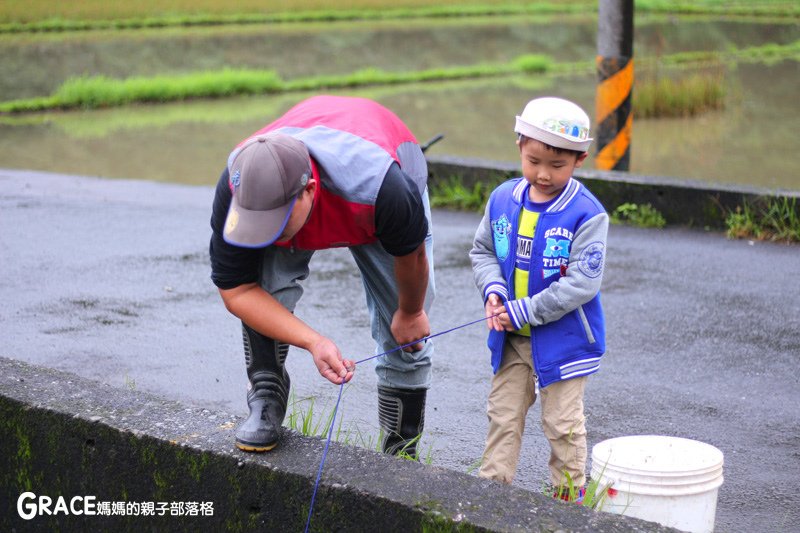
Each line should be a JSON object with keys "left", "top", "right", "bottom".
{"left": 430, "top": 176, "right": 498, "bottom": 212}
{"left": 432, "top": 176, "right": 800, "bottom": 245}
{"left": 610, "top": 202, "right": 667, "bottom": 229}
{"left": 725, "top": 197, "right": 800, "bottom": 243}
{"left": 547, "top": 465, "right": 627, "bottom": 513}
{"left": 287, "top": 393, "right": 634, "bottom": 515}
{"left": 284, "top": 391, "right": 434, "bottom": 463}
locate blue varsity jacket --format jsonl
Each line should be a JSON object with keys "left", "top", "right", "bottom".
{"left": 470, "top": 177, "right": 608, "bottom": 387}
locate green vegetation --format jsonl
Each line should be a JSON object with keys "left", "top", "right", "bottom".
{"left": 430, "top": 176, "right": 500, "bottom": 212}
{"left": 15, "top": 426, "right": 33, "bottom": 491}
{"left": 635, "top": 0, "right": 799, "bottom": 19}
{"left": 725, "top": 197, "right": 800, "bottom": 243}
{"left": 549, "top": 467, "right": 628, "bottom": 512}
{"left": 610, "top": 202, "right": 667, "bottom": 228}
{"left": 2, "top": 39, "right": 797, "bottom": 114}
{"left": 0, "top": 0, "right": 795, "bottom": 242}
{"left": 432, "top": 181, "right": 800, "bottom": 244}
{"left": 465, "top": 457, "right": 482, "bottom": 475}
{"left": 1, "top": 0, "right": 796, "bottom": 33}
{"left": 634, "top": 74, "right": 725, "bottom": 118}
{"left": 285, "top": 391, "right": 434, "bottom": 463}
{"left": 652, "top": 40, "right": 800, "bottom": 69}
{"left": 0, "top": 3, "right": 590, "bottom": 33}
{"left": 286, "top": 392, "right": 351, "bottom": 442}
{"left": 0, "top": 55, "right": 553, "bottom": 113}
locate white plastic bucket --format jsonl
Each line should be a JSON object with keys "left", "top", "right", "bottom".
{"left": 590, "top": 435, "right": 724, "bottom": 533}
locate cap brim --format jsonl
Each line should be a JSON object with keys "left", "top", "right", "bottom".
{"left": 223, "top": 193, "right": 298, "bottom": 248}
{"left": 515, "top": 117, "right": 593, "bottom": 152}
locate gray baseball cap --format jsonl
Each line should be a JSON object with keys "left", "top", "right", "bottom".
{"left": 223, "top": 132, "right": 311, "bottom": 248}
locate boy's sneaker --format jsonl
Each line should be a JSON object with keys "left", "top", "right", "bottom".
{"left": 551, "top": 485, "right": 586, "bottom": 504}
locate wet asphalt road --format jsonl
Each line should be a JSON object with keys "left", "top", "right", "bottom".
{"left": 1, "top": 169, "right": 799, "bottom": 533}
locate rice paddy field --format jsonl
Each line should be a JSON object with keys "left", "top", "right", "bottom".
{"left": 1, "top": 1, "right": 797, "bottom": 191}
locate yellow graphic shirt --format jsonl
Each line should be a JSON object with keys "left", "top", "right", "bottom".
{"left": 513, "top": 207, "right": 539, "bottom": 336}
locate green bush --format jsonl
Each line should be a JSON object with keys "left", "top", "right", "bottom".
{"left": 610, "top": 203, "right": 667, "bottom": 228}
{"left": 430, "top": 176, "right": 498, "bottom": 212}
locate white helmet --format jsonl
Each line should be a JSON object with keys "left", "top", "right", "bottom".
{"left": 514, "top": 97, "right": 593, "bottom": 152}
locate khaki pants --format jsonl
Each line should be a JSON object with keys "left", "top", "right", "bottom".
{"left": 479, "top": 334, "right": 587, "bottom": 487}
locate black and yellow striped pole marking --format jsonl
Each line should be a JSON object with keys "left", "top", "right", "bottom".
{"left": 595, "top": 0, "right": 634, "bottom": 171}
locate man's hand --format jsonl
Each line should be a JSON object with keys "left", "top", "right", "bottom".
{"left": 219, "top": 284, "right": 355, "bottom": 385}
{"left": 309, "top": 336, "right": 355, "bottom": 384}
{"left": 391, "top": 308, "right": 430, "bottom": 352}
{"left": 392, "top": 242, "right": 430, "bottom": 352}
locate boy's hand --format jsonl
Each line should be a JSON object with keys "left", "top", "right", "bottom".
{"left": 499, "top": 298, "right": 530, "bottom": 331}
{"left": 485, "top": 294, "right": 506, "bottom": 331}
{"left": 496, "top": 309, "right": 513, "bottom": 331}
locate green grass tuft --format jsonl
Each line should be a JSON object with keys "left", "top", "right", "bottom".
{"left": 50, "top": 69, "right": 283, "bottom": 109}
{"left": 725, "top": 197, "right": 800, "bottom": 243}
{"left": 610, "top": 202, "right": 667, "bottom": 228}
{"left": 284, "top": 391, "right": 435, "bottom": 462}
{"left": 430, "top": 176, "right": 503, "bottom": 212}
{"left": 634, "top": 74, "right": 726, "bottom": 118}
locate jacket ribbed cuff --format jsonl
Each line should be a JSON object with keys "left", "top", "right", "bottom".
{"left": 483, "top": 282, "right": 509, "bottom": 304}
{"left": 505, "top": 298, "right": 530, "bottom": 330}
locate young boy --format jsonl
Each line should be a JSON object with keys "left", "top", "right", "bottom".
{"left": 469, "top": 97, "right": 608, "bottom": 500}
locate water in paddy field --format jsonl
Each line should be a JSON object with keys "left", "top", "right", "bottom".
{"left": 0, "top": 14, "right": 797, "bottom": 190}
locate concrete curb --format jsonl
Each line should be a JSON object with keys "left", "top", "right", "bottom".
{"left": 0, "top": 356, "right": 677, "bottom": 532}
{"left": 427, "top": 155, "right": 799, "bottom": 229}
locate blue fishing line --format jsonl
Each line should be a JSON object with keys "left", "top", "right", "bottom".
{"left": 354, "top": 313, "right": 494, "bottom": 365}
{"left": 304, "top": 378, "right": 345, "bottom": 533}
{"left": 304, "top": 312, "right": 498, "bottom": 532}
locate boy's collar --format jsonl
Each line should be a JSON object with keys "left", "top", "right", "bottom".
{"left": 513, "top": 178, "right": 580, "bottom": 213}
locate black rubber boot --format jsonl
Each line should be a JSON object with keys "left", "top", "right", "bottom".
{"left": 378, "top": 385, "right": 427, "bottom": 458}
{"left": 234, "top": 324, "right": 290, "bottom": 452}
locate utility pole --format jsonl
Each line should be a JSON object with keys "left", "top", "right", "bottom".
{"left": 595, "top": 0, "right": 634, "bottom": 171}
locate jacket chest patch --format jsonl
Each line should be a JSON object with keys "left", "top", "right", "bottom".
{"left": 543, "top": 226, "right": 574, "bottom": 240}
{"left": 542, "top": 237, "right": 570, "bottom": 277}
{"left": 491, "top": 214, "right": 512, "bottom": 261}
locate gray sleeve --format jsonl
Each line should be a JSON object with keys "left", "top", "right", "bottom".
{"left": 469, "top": 202, "right": 509, "bottom": 302}
{"left": 511, "top": 212, "right": 608, "bottom": 326}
